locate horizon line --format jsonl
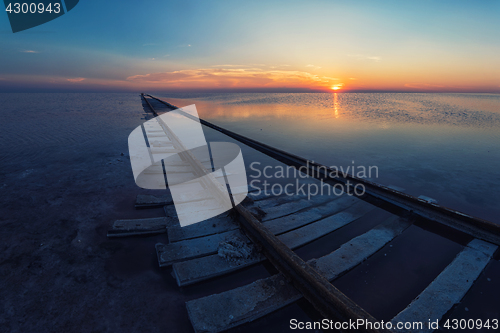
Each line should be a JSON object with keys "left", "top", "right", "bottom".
{"left": 1, "top": 88, "right": 500, "bottom": 94}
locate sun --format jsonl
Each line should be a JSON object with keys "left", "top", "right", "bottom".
{"left": 331, "top": 83, "right": 344, "bottom": 91}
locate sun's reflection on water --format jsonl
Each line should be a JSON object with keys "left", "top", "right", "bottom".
{"left": 333, "top": 93, "right": 339, "bottom": 119}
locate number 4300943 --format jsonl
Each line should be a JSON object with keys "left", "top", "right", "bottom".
{"left": 6, "top": 3, "right": 61, "bottom": 14}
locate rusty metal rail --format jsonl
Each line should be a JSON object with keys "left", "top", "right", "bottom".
{"left": 140, "top": 93, "right": 158, "bottom": 116}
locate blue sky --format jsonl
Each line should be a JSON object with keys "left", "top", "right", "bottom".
{"left": 1, "top": 0, "right": 499, "bottom": 92}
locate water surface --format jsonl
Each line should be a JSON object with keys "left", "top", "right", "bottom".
{"left": 156, "top": 92, "right": 500, "bottom": 223}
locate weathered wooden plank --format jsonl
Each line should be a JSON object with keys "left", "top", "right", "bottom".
{"left": 139, "top": 184, "right": 258, "bottom": 210}
{"left": 158, "top": 196, "right": 358, "bottom": 266}
{"left": 135, "top": 194, "right": 173, "bottom": 208}
{"left": 168, "top": 214, "right": 238, "bottom": 243}
{"left": 266, "top": 196, "right": 358, "bottom": 235}
{"left": 172, "top": 200, "right": 373, "bottom": 286}
{"left": 169, "top": 195, "right": 355, "bottom": 242}
{"left": 186, "top": 216, "right": 411, "bottom": 333}
{"left": 391, "top": 239, "right": 497, "bottom": 333}
{"left": 279, "top": 202, "right": 371, "bottom": 248}
{"left": 311, "top": 216, "right": 410, "bottom": 279}
{"left": 247, "top": 191, "right": 304, "bottom": 205}
{"left": 175, "top": 189, "right": 213, "bottom": 203}
{"left": 156, "top": 230, "right": 246, "bottom": 266}
{"left": 150, "top": 147, "right": 179, "bottom": 154}
{"left": 149, "top": 140, "right": 174, "bottom": 147}
{"left": 246, "top": 179, "right": 320, "bottom": 204}
{"left": 260, "top": 197, "right": 327, "bottom": 221}
{"left": 107, "top": 217, "right": 174, "bottom": 238}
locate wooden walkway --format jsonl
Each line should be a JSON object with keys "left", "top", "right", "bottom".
{"left": 106, "top": 94, "right": 500, "bottom": 333}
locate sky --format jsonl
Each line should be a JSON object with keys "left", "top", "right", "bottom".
{"left": 1, "top": 0, "right": 499, "bottom": 93}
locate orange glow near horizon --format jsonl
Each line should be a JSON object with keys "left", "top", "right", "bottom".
{"left": 331, "top": 83, "right": 344, "bottom": 91}
{"left": 5, "top": 65, "right": 498, "bottom": 93}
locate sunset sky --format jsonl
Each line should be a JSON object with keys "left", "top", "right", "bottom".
{"left": 1, "top": 0, "right": 499, "bottom": 93}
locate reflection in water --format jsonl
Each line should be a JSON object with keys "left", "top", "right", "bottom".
{"left": 333, "top": 93, "right": 339, "bottom": 119}
{"left": 162, "top": 93, "right": 500, "bottom": 129}
{"left": 157, "top": 92, "right": 500, "bottom": 223}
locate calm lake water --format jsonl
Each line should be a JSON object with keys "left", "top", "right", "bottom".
{"left": 1, "top": 92, "right": 499, "bottom": 224}
{"left": 155, "top": 92, "right": 500, "bottom": 223}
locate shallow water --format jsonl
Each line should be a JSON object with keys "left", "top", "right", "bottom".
{"left": 1, "top": 92, "right": 499, "bottom": 224}
{"left": 0, "top": 92, "right": 498, "bottom": 332}
{"left": 156, "top": 92, "right": 500, "bottom": 223}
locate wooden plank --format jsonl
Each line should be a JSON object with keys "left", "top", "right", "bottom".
{"left": 246, "top": 179, "right": 320, "bottom": 204}
{"left": 259, "top": 196, "right": 332, "bottom": 221}
{"left": 172, "top": 201, "right": 373, "bottom": 286}
{"left": 137, "top": 184, "right": 258, "bottom": 209}
{"left": 156, "top": 230, "right": 245, "bottom": 266}
{"left": 168, "top": 215, "right": 238, "bottom": 243}
{"left": 150, "top": 147, "right": 179, "bottom": 154}
{"left": 247, "top": 191, "right": 305, "bottom": 205}
{"left": 157, "top": 196, "right": 359, "bottom": 266}
{"left": 391, "top": 239, "right": 497, "bottom": 333}
{"left": 266, "top": 196, "right": 358, "bottom": 235}
{"left": 135, "top": 194, "right": 173, "bottom": 208}
{"left": 186, "top": 216, "right": 411, "bottom": 333}
{"left": 107, "top": 217, "right": 174, "bottom": 238}
{"left": 175, "top": 189, "right": 213, "bottom": 204}
{"left": 169, "top": 194, "right": 355, "bottom": 242}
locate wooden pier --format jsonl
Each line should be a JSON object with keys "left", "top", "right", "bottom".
{"left": 107, "top": 94, "right": 500, "bottom": 333}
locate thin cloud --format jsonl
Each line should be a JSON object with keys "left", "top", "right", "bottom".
{"left": 67, "top": 78, "right": 85, "bottom": 83}
{"left": 126, "top": 68, "right": 339, "bottom": 90}
{"left": 211, "top": 64, "right": 251, "bottom": 68}
{"left": 348, "top": 54, "right": 381, "bottom": 62}
{"left": 142, "top": 43, "right": 159, "bottom": 46}
{"left": 306, "top": 64, "right": 322, "bottom": 69}
{"left": 21, "top": 50, "right": 39, "bottom": 53}
{"left": 177, "top": 44, "right": 192, "bottom": 48}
